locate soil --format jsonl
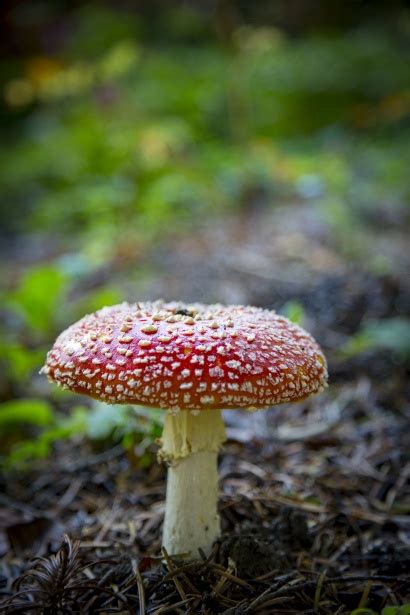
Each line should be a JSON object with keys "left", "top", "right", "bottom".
{"left": 218, "top": 509, "right": 310, "bottom": 578}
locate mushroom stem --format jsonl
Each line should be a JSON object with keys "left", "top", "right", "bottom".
{"left": 159, "top": 409, "right": 226, "bottom": 557}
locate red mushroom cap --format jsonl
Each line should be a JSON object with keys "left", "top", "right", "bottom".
{"left": 42, "top": 301, "right": 327, "bottom": 411}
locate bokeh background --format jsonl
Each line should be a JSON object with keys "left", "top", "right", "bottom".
{"left": 1, "top": 0, "right": 409, "bottom": 468}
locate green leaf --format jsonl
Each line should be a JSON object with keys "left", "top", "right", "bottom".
{"left": 3, "top": 406, "right": 87, "bottom": 468}
{"left": 341, "top": 318, "right": 410, "bottom": 359}
{"left": 0, "top": 341, "right": 44, "bottom": 381}
{"left": 0, "top": 399, "right": 54, "bottom": 430}
{"left": 6, "top": 266, "right": 67, "bottom": 335}
{"left": 73, "top": 286, "right": 121, "bottom": 318}
{"left": 86, "top": 403, "right": 128, "bottom": 440}
{"left": 382, "top": 605, "right": 410, "bottom": 615}
{"left": 86, "top": 402, "right": 163, "bottom": 447}
{"left": 281, "top": 300, "right": 305, "bottom": 325}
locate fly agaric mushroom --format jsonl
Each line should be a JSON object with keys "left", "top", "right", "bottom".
{"left": 42, "top": 301, "right": 327, "bottom": 557}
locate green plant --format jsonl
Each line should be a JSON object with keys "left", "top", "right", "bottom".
{"left": 5, "top": 266, "right": 67, "bottom": 335}
{"left": 0, "top": 399, "right": 54, "bottom": 431}
{"left": 1, "top": 405, "right": 87, "bottom": 469}
{"left": 341, "top": 318, "right": 410, "bottom": 360}
{"left": 281, "top": 300, "right": 305, "bottom": 326}
{"left": 351, "top": 605, "right": 410, "bottom": 615}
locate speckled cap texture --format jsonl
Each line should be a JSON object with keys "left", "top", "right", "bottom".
{"left": 42, "top": 301, "right": 328, "bottom": 411}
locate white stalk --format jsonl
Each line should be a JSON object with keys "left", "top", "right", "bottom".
{"left": 159, "top": 410, "right": 226, "bottom": 557}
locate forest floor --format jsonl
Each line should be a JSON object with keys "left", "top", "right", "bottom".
{"left": 1, "top": 205, "right": 409, "bottom": 614}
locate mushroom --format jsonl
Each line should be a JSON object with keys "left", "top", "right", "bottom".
{"left": 42, "top": 301, "right": 327, "bottom": 557}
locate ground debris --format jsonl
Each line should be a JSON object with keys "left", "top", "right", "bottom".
{"left": 1, "top": 413, "right": 409, "bottom": 614}
{"left": 2, "top": 533, "right": 409, "bottom": 614}
{"left": 1, "top": 250, "right": 409, "bottom": 613}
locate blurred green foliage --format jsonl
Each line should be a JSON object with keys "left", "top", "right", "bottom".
{"left": 6, "top": 266, "right": 67, "bottom": 334}
{"left": 3, "top": 406, "right": 88, "bottom": 469}
{"left": 281, "top": 301, "right": 305, "bottom": 326}
{"left": 2, "top": 17, "right": 409, "bottom": 253}
{"left": 0, "top": 399, "right": 163, "bottom": 469}
{"left": 86, "top": 403, "right": 163, "bottom": 467}
{"left": 351, "top": 605, "right": 410, "bottom": 615}
{"left": 0, "top": 399, "right": 53, "bottom": 428}
{"left": 1, "top": 4, "right": 409, "bottom": 467}
{"left": 341, "top": 318, "right": 410, "bottom": 360}
{"left": 86, "top": 403, "right": 162, "bottom": 442}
